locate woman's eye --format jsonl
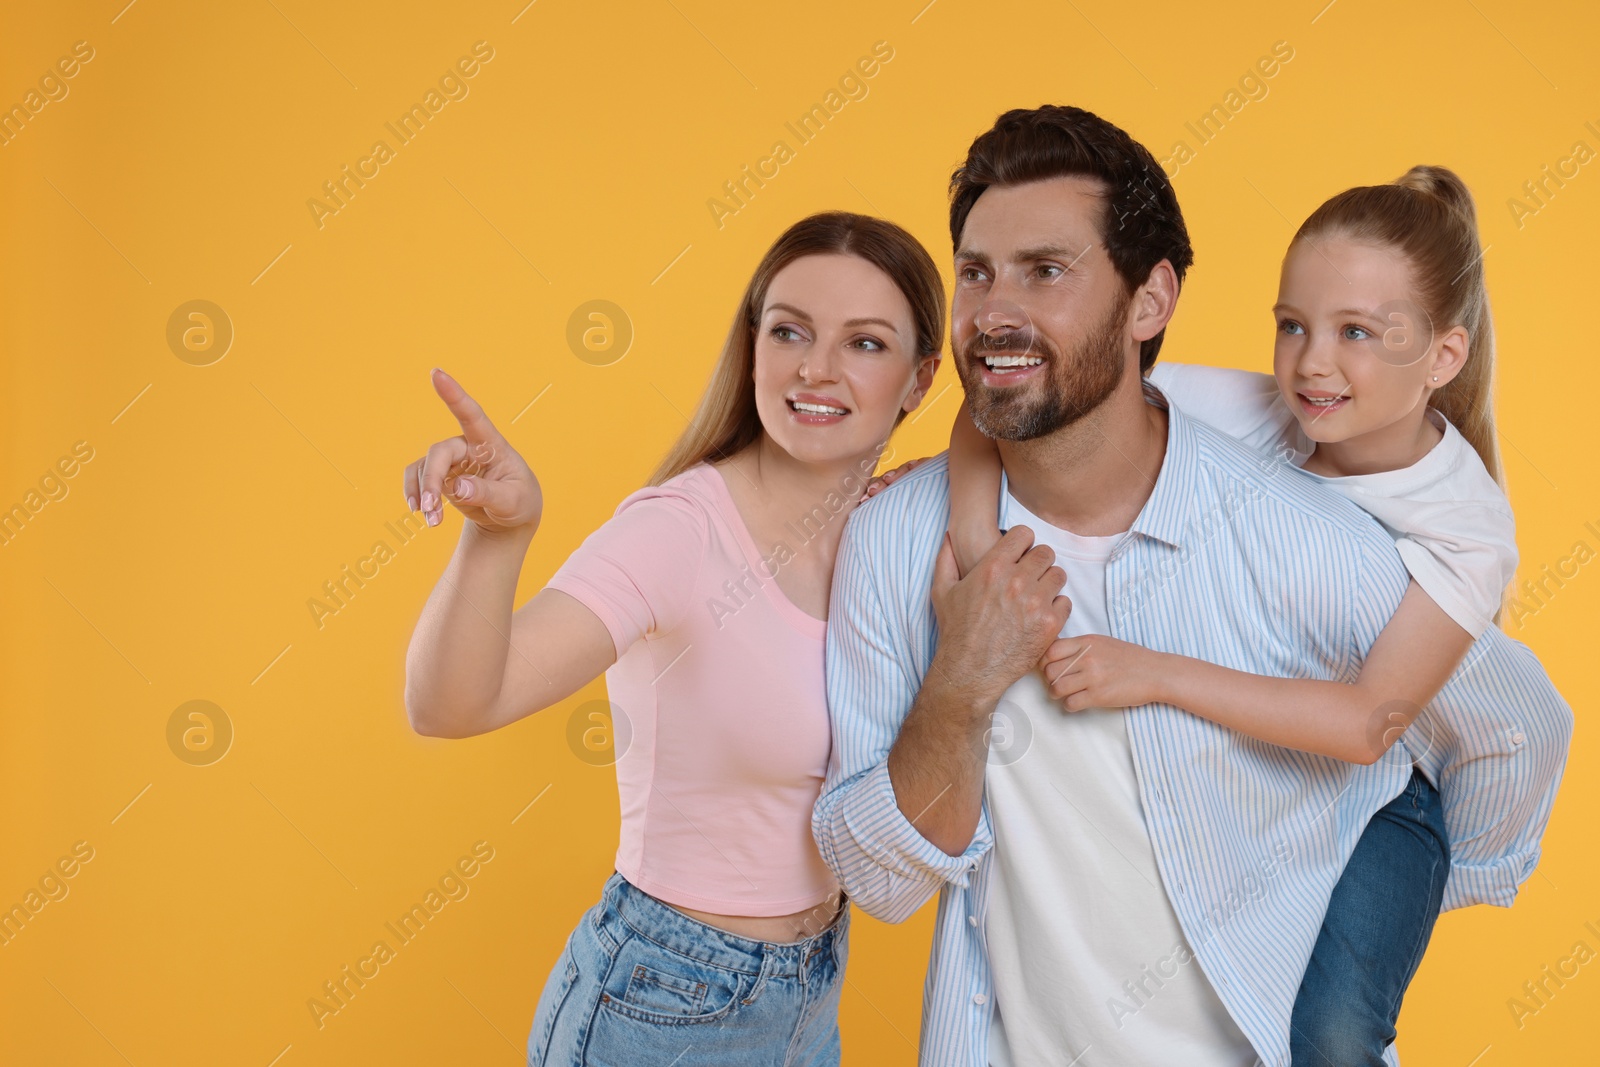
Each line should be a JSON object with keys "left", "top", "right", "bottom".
{"left": 770, "top": 325, "right": 801, "bottom": 342}
{"left": 1277, "top": 320, "right": 1304, "bottom": 336}
{"left": 1342, "top": 324, "right": 1371, "bottom": 341}
{"left": 852, "top": 337, "right": 886, "bottom": 352}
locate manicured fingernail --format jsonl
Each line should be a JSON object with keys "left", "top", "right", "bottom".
{"left": 407, "top": 495, "right": 418, "bottom": 512}
{"left": 455, "top": 478, "right": 472, "bottom": 500}
{"left": 422, "top": 491, "right": 436, "bottom": 511}
{"left": 426, "top": 509, "right": 439, "bottom": 527}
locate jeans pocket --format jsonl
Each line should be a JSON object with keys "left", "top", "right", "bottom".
{"left": 600, "top": 936, "right": 750, "bottom": 1025}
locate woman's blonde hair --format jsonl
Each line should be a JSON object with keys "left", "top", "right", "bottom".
{"left": 1294, "top": 165, "right": 1502, "bottom": 487}
{"left": 647, "top": 211, "right": 946, "bottom": 487}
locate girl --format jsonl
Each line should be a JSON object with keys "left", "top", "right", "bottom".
{"left": 941, "top": 165, "right": 1513, "bottom": 1065}
{"left": 402, "top": 212, "right": 944, "bottom": 1066}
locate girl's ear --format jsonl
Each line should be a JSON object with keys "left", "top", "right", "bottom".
{"left": 1427, "top": 324, "right": 1471, "bottom": 388}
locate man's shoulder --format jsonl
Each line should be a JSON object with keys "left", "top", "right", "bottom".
{"left": 1178, "top": 411, "right": 1395, "bottom": 551}
{"left": 846, "top": 450, "right": 953, "bottom": 544}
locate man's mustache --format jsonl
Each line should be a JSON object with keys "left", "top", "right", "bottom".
{"left": 962, "top": 328, "right": 1059, "bottom": 362}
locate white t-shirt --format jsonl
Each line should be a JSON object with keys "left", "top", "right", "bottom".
{"left": 985, "top": 479, "right": 1257, "bottom": 1067}
{"left": 1148, "top": 362, "right": 1517, "bottom": 638}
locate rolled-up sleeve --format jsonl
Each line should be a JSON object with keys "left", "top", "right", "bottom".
{"left": 811, "top": 499, "right": 993, "bottom": 924}
{"left": 1413, "top": 630, "right": 1574, "bottom": 911}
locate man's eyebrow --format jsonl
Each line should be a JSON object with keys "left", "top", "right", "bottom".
{"left": 763, "top": 302, "right": 899, "bottom": 333}
{"left": 1016, "top": 243, "right": 1088, "bottom": 262}
{"left": 954, "top": 243, "right": 1089, "bottom": 263}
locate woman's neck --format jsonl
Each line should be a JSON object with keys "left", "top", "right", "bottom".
{"left": 1302, "top": 404, "right": 1443, "bottom": 478}
{"left": 715, "top": 435, "right": 881, "bottom": 561}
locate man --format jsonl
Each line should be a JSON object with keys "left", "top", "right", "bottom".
{"left": 811, "top": 105, "right": 1570, "bottom": 1066}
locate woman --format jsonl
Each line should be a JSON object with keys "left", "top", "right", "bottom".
{"left": 402, "top": 211, "right": 945, "bottom": 1066}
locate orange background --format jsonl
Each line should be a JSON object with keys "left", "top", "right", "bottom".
{"left": 1, "top": 1, "right": 1595, "bottom": 1064}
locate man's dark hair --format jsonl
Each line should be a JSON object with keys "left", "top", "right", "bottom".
{"left": 949, "top": 105, "right": 1195, "bottom": 372}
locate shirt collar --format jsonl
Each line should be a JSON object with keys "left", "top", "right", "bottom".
{"left": 992, "top": 374, "right": 1206, "bottom": 552}
{"left": 1124, "top": 374, "right": 1203, "bottom": 550}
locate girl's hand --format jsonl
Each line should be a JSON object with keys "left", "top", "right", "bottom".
{"left": 864, "top": 455, "right": 930, "bottom": 497}
{"left": 404, "top": 368, "right": 543, "bottom": 535}
{"left": 1040, "top": 634, "right": 1165, "bottom": 712}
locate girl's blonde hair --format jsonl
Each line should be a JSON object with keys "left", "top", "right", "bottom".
{"left": 648, "top": 211, "right": 946, "bottom": 487}
{"left": 1294, "top": 165, "right": 1502, "bottom": 487}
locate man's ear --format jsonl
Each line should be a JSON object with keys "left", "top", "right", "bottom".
{"left": 905, "top": 353, "right": 943, "bottom": 412}
{"left": 1129, "top": 259, "right": 1179, "bottom": 344}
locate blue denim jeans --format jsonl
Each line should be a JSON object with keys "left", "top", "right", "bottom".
{"left": 1290, "top": 767, "right": 1450, "bottom": 1066}
{"left": 526, "top": 871, "right": 850, "bottom": 1067}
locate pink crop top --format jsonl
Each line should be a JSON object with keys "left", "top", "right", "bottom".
{"left": 544, "top": 462, "right": 839, "bottom": 915}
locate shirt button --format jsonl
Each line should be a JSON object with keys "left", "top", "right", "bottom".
{"left": 973, "top": 993, "right": 988, "bottom": 1005}
{"left": 968, "top": 915, "right": 978, "bottom": 927}
{"left": 1511, "top": 730, "right": 1526, "bottom": 745}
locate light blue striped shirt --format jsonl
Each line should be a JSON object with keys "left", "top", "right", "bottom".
{"left": 813, "top": 380, "right": 1572, "bottom": 1067}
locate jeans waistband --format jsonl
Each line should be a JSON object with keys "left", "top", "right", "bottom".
{"left": 599, "top": 871, "right": 848, "bottom": 979}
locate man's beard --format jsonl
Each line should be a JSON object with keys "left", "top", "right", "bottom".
{"left": 957, "top": 288, "right": 1132, "bottom": 442}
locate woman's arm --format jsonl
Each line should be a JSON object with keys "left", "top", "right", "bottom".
{"left": 403, "top": 369, "right": 617, "bottom": 738}
{"left": 1041, "top": 581, "right": 1474, "bottom": 765}
{"left": 405, "top": 524, "right": 617, "bottom": 738}
{"left": 946, "top": 398, "right": 1006, "bottom": 578}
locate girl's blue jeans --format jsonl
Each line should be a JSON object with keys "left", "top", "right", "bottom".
{"left": 1291, "top": 767, "right": 1450, "bottom": 1066}
{"left": 527, "top": 871, "right": 850, "bottom": 1067}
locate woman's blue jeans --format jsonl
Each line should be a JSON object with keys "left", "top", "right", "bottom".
{"left": 527, "top": 871, "right": 850, "bottom": 1067}
{"left": 1291, "top": 767, "right": 1450, "bottom": 1066}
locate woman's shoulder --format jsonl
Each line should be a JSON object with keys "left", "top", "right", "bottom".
{"left": 590, "top": 464, "right": 726, "bottom": 549}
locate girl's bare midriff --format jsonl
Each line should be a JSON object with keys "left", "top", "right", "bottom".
{"left": 663, "top": 888, "right": 847, "bottom": 944}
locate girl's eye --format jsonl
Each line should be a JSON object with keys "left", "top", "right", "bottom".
{"left": 1277, "top": 320, "right": 1304, "bottom": 336}
{"left": 1342, "top": 324, "right": 1371, "bottom": 341}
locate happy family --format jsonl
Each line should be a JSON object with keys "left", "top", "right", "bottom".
{"left": 401, "top": 104, "right": 1573, "bottom": 1067}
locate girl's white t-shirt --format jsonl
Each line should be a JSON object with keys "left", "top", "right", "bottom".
{"left": 1147, "top": 362, "right": 1517, "bottom": 638}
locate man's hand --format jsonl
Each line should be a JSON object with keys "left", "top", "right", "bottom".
{"left": 886, "top": 524, "right": 1072, "bottom": 857}
{"left": 930, "top": 524, "right": 1072, "bottom": 711}
{"left": 1041, "top": 633, "right": 1167, "bottom": 711}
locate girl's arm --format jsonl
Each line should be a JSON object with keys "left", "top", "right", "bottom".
{"left": 947, "top": 398, "right": 1006, "bottom": 578}
{"left": 1041, "top": 581, "right": 1474, "bottom": 765}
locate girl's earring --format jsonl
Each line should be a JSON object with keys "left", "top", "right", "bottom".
{"left": 1431, "top": 375, "right": 1439, "bottom": 382}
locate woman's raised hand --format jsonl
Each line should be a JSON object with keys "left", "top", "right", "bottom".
{"left": 404, "top": 368, "right": 543, "bottom": 535}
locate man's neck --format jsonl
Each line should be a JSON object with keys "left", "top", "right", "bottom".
{"left": 997, "top": 377, "right": 1169, "bottom": 538}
